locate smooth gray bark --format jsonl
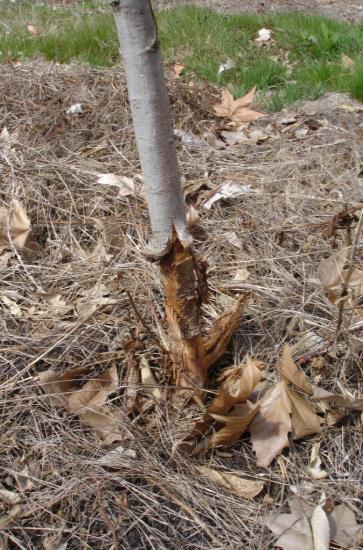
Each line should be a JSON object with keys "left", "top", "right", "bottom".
{"left": 112, "top": 0, "right": 191, "bottom": 258}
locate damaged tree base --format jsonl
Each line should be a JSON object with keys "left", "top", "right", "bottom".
{"left": 159, "top": 234, "right": 207, "bottom": 396}
{"left": 159, "top": 233, "right": 248, "bottom": 399}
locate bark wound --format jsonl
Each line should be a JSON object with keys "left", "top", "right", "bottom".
{"left": 160, "top": 234, "right": 207, "bottom": 393}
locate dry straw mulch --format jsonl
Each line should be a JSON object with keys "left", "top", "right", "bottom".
{"left": 0, "top": 60, "right": 362, "bottom": 548}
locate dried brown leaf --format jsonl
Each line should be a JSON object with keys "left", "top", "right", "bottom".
{"left": 213, "top": 87, "right": 264, "bottom": 123}
{"left": 250, "top": 380, "right": 292, "bottom": 468}
{"left": 286, "top": 385, "right": 321, "bottom": 440}
{"left": 266, "top": 496, "right": 314, "bottom": 550}
{"left": 328, "top": 504, "right": 362, "bottom": 548}
{"left": 279, "top": 346, "right": 313, "bottom": 394}
{"left": 38, "top": 366, "right": 121, "bottom": 443}
{"left": 68, "top": 366, "right": 118, "bottom": 413}
{"left": 312, "top": 386, "right": 363, "bottom": 411}
{"left": 318, "top": 247, "right": 348, "bottom": 289}
{"left": 0, "top": 200, "right": 38, "bottom": 252}
{"left": 205, "top": 403, "right": 259, "bottom": 449}
{"left": 195, "top": 465, "right": 264, "bottom": 499}
{"left": 219, "top": 357, "right": 264, "bottom": 402}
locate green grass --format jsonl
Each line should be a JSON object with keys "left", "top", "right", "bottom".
{"left": 0, "top": 1, "right": 362, "bottom": 110}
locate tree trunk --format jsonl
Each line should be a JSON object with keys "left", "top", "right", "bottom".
{"left": 112, "top": 0, "right": 207, "bottom": 394}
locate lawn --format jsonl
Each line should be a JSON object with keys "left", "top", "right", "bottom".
{"left": 0, "top": 0, "right": 362, "bottom": 110}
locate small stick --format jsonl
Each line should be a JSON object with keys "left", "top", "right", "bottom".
{"left": 334, "top": 209, "right": 363, "bottom": 343}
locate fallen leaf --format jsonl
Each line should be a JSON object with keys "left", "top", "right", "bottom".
{"left": 213, "top": 87, "right": 264, "bottom": 123}
{"left": 312, "top": 387, "right": 363, "bottom": 411}
{"left": 68, "top": 366, "right": 118, "bottom": 413}
{"left": 279, "top": 346, "right": 313, "bottom": 394}
{"left": 195, "top": 465, "right": 264, "bottom": 499}
{"left": 311, "top": 505, "right": 330, "bottom": 550}
{"left": 38, "top": 366, "right": 122, "bottom": 444}
{"left": 27, "top": 23, "right": 39, "bottom": 36}
{"left": 250, "top": 380, "right": 320, "bottom": 467}
{"left": 186, "top": 204, "right": 199, "bottom": 227}
{"left": 328, "top": 504, "right": 362, "bottom": 548}
{"left": 266, "top": 496, "right": 314, "bottom": 550}
{"left": 341, "top": 54, "right": 354, "bottom": 68}
{"left": 96, "top": 445, "right": 136, "bottom": 467}
{"left": 287, "top": 385, "right": 321, "bottom": 440}
{"left": 219, "top": 357, "right": 264, "bottom": 402}
{"left": 140, "top": 357, "right": 162, "bottom": 400}
{"left": 250, "top": 380, "right": 292, "bottom": 468}
{"left": 255, "top": 28, "right": 272, "bottom": 43}
{"left": 173, "top": 63, "right": 185, "bottom": 78}
{"left": 205, "top": 402, "right": 259, "bottom": 448}
{"left": 97, "top": 173, "right": 143, "bottom": 197}
{"left": 318, "top": 247, "right": 348, "bottom": 289}
{"left": 0, "top": 200, "right": 36, "bottom": 252}
{"left": 203, "top": 181, "right": 253, "bottom": 209}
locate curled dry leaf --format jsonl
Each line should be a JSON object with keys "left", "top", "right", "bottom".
{"left": 213, "top": 87, "right": 264, "bottom": 123}
{"left": 38, "top": 366, "right": 122, "bottom": 445}
{"left": 279, "top": 346, "right": 313, "bottom": 394}
{"left": 191, "top": 357, "right": 263, "bottom": 448}
{"left": 97, "top": 173, "right": 143, "bottom": 198}
{"left": 205, "top": 403, "right": 259, "bottom": 449}
{"left": 203, "top": 182, "right": 253, "bottom": 210}
{"left": 195, "top": 465, "right": 264, "bottom": 499}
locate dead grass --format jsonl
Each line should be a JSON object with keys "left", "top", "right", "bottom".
{"left": 0, "top": 60, "right": 362, "bottom": 548}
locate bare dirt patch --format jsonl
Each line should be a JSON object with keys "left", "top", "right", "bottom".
{"left": 0, "top": 61, "right": 362, "bottom": 548}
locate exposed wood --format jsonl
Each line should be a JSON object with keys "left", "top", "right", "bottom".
{"left": 160, "top": 234, "right": 207, "bottom": 394}
{"left": 204, "top": 294, "right": 249, "bottom": 369}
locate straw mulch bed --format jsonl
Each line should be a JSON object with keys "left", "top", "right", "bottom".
{"left": 0, "top": 60, "right": 362, "bottom": 548}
